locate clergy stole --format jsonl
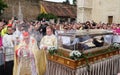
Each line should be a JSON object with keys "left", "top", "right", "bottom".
{"left": 13, "top": 37, "right": 47, "bottom": 75}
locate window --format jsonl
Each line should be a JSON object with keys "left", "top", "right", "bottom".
{"left": 108, "top": 16, "right": 113, "bottom": 24}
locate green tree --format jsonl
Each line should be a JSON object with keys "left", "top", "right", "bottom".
{"left": 37, "top": 13, "right": 57, "bottom": 21}
{"left": 0, "top": 0, "right": 7, "bottom": 15}
{"left": 63, "top": 0, "right": 70, "bottom": 4}
{"left": 66, "top": 0, "right": 70, "bottom": 4}
{"left": 73, "top": 0, "right": 76, "bottom": 5}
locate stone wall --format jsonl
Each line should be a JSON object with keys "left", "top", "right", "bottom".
{"left": 1, "top": 0, "right": 41, "bottom": 21}
{"left": 92, "top": 0, "right": 120, "bottom": 23}
{"left": 77, "top": 0, "right": 92, "bottom": 23}
{"left": 77, "top": 0, "right": 120, "bottom": 23}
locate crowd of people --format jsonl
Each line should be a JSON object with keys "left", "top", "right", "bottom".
{"left": 0, "top": 17, "right": 120, "bottom": 75}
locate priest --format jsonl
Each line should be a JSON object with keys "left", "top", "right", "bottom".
{"left": 13, "top": 31, "right": 47, "bottom": 75}
{"left": 2, "top": 26, "right": 15, "bottom": 75}
{"left": 39, "top": 25, "right": 57, "bottom": 50}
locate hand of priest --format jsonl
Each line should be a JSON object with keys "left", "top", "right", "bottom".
{"left": 42, "top": 46, "right": 48, "bottom": 50}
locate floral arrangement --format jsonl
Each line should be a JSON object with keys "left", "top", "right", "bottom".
{"left": 69, "top": 50, "right": 82, "bottom": 60}
{"left": 48, "top": 47, "right": 57, "bottom": 55}
{"left": 112, "top": 43, "right": 120, "bottom": 49}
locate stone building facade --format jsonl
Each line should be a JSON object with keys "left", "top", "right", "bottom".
{"left": 1, "top": 0, "right": 41, "bottom": 21}
{"left": 77, "top": 0, "right": 120, "bottom": 23}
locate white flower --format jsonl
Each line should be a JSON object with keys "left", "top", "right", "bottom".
{"left": 48, "top": 47, "right": 57, "bottom": 55}
{"left": 113, "top": 43, "right": 120, "bottom": 48}
{"left": 69, "top": 50, "right": 81, "bottom": 57}
{"left": 70, "top": 51, "right": 75, "bottom": 56}
{"left": 48, "top": 47, "right": 57, "bottom": 51}
{"left": 75, "top": 51, "right": 82, "bottom": 57}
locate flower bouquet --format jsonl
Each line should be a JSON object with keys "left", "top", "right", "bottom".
{"left": 48, "top": 47, "right": 57, "bottom": 55}
{"left": 69, "top": 50, "right": 82, "bottom": 60}
{"left": 111, "top": 43, "right": 120, "bottom": 49}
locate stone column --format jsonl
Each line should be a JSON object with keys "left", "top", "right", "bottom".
{"left": 77, "top": 0, "right": 92, "bottom": 23}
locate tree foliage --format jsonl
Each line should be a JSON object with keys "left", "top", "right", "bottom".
{"left": 73, "top": 0, "right": 76, "bottom": 5}
{"left": 0, "top": 0, "right": 7, "bottom": 14}
{"left": 63, "top": 0, "right": 70, "bottom": 4}
{"left": 37, "top": 13, "right": 57, "bottom": 21}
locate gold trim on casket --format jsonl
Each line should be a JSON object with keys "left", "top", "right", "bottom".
{"left": 47, "top": 47, "right": 120, "bottom": 69}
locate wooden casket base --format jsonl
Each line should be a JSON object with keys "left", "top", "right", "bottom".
{"left": 47, "top": 46, "right": 120, "bottom": 69}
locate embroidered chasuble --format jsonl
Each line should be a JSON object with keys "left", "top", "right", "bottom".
{"left": 13, "top": 37, "right": 47, "bottom": 75}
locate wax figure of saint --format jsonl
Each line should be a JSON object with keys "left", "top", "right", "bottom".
{"left": 13, "top": 32, "right": 47, "bottom": 75}
{"left": 40, "top": 25, "right": 57, "bottom": 50}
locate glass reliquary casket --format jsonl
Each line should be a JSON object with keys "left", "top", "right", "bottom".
{"left": 47, "top": 29, "right": 119, "bottom": 69}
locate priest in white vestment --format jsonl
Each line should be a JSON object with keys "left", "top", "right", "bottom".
{"left": 40, "top": 25, "right": 57, "bottom": 50}
{"left": 2, "top": 26, "right": 15, "bottom": 75}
